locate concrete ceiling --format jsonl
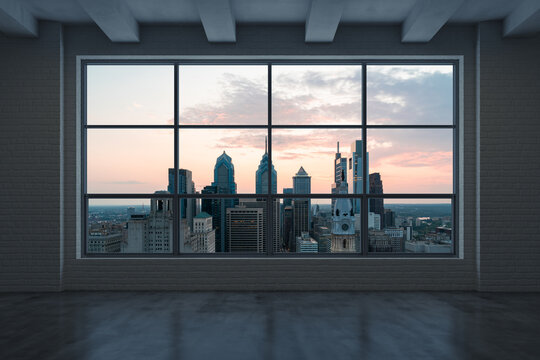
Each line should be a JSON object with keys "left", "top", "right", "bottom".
{"left": 0, "top": 0, "right": 539, "bottom": 42}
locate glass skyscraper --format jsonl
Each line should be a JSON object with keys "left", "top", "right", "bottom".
{"left": 255, "top": 138, "right": 277, "bottom": 194}
{"left": 167, "top": 168, "right": 196, "bottom": 229}
{"left": 347, "top": 140, "right": 369, "bottom": 214}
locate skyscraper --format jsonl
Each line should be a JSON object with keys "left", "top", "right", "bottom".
{"left": 191, "top": 212, "right": 216, "bottom": 253}
{"left": 208, "top": 151, "right": 238, "bottom": 252}
{"left": 369, "top": 172, "right": 384, "bottom": 229}
{"left": 293, "top": 166, "right": 311, "bottom": 234}
{"left": 168, "top": 168, "right": 196, "bottom": 230}
{"left": 226, "top": 204, "right": 264, "bottom": 252}
{"left": 255, "top": 137, "right": 277, "bottom": 194}
{"left": 347, "top": 140, "right": 369, "bottom": 214}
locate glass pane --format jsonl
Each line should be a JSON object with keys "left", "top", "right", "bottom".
{"left": 88, "top": 198, "right": 173, "bottom": 254}
{"left": 179, "top": 129, "right": 270, "bottom": 194}
{"left": 87, "top": 129, "right": 173, "bottom": 193}
{"left": 368, "top": 198, "right": 453, "bottom": 254}
{"left": 272, "top": 65, "right": 362, "bottom": 125}
{"left": 367, "top": 65, "right": 453, "bottom": 125}
{"left": 275, "top": 198, "right": 362, "bottom": 253}
{"left": 181, "top": 198, "right": 267, "bottom": 253}
{"left": 87, "top": 65, "right": 174, "bottom": 125}
{"left": 367, "top": 129, "right": 453, "bottom": 193}
{"left": 272, "top": 129, "right": 364, "bottom": 195}
{"left": 179, "top": 65, "right": 267, "bottom": 125}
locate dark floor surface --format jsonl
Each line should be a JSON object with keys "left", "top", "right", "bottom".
{"left": 1, "top": 291, "right": 539, "bottom": 360}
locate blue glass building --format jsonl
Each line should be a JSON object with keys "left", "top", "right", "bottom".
{"left": 255, "top": 139, "right": 277, "bottom": 194}
{"left": 347, "top": 140, "right": 369, "bottom": 214}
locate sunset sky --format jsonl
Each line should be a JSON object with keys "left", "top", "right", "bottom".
{"left": 87, "top": 64, "right": 453, "bottom": 202}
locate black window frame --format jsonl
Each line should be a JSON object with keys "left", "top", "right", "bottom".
{"left": 81, "top": 58, "right": 459, "bottom": 258}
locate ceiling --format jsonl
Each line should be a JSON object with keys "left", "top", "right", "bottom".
{"left": 0, "top": 0, "right": 539, "bottom": 42}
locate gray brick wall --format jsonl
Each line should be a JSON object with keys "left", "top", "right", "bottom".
{"left": 0, "top": 22, "right": 63, "bottom": 292}
{"left": 477, "top": 22, "right": 540, "bottom": 291}
{"left": 4, "top": 21, "right": 537, "bottom": 292}
{"left": 62, "top": 25, "right": 478, "bottom": 291}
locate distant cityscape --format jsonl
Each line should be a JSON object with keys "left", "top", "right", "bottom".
{"left": 88, "top": 139, "right": 453, "bottom": 254}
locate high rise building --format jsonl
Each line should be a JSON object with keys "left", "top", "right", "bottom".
{"left": 369, "top": 172, "right": 384, "bottom": 229}
{"left": 206, "top": 151, "right": 238, "bottom": 252}
{"left": 296, "top": 232, "right": 318, "bottom": 253}
{"left": 283, "top": 187, "right": 293, "bottom": 206}
{"left": 347, "top": 140, "right": 369, "bottom": 214}
{"left": 255, "top": 137, "right": 277, "bottom": 194}
{"left": 168, "top": 168, "right": 196, "bottom": 230}
{"left": 384, "top": 209, "right": 396, "bottom": 228}
{"left": 190, "top": 212, "right": 216, "bottom": 253}
{"left": 332, "top": 141, "right": 348, "bottom": 211}
{"left": 331, "top": 182, "right": 356, "bottom": 253}
{"left": 293, "top": 166, "right": 311, "bottom": 231}
{"left": 282, "top": 205, "right": 293, "bottom": 251}
{"left": 226, "top": 204, "right": 264, "bottom": 252}
{"left": 292, "top": 199, "right": 309, "bottom": 249}
{"left": 125, "top": 192, "right": 173, "bottom": 254}
{"left": 240, "top": 199, "right": 280, "bottom": 253}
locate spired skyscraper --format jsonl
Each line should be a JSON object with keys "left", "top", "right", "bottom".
{"left": 331, "top": 141, "right": 347, "bottom": 214}
{"left": 347, "top": 140, "right": 369, "bottom": 214}
{"left": 292, "top": 166, "right": 311, "bottom": 246}
{"left": 255, "top": 137, "right": 277, "bottom": 194}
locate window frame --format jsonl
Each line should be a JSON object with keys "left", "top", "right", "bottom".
{"left": 80, "top": 57, "right": 459, "bottom": 258}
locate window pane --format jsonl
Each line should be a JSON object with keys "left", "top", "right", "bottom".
{"left": 181, "top": 198, "right": 267, "bottom": 253}
{"left": 272, "top": 129, "right": 364, "bottom": 195}
{"left": 273, "top": 65, "right": 362, "bottom": 125}
{"left": 179, "top": 129, "right": 269, "bottom": 194}
{"left": 87, "top": 65, "right": 174, "bottom": 125}
{"left": 87, "top": 129, "right": 173, "bottom": 193}
{"left": 179, "top": 65, "right": 267, "bottom": 125}
{"left": 367, "top": 65, "right": 453, "bottom": 125}
{"left": 88, "top": 198, "right": 173, "bottom": 254}
{"left": 367, "top": 129, "right": 453, "bottom": 193}
{"left": 275, "top": 198, "right": 362, "bottom": 253}
{"left": 368, "top": 198, "right": 453, "bottom": 254}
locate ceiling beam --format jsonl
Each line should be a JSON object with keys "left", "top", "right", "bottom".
{"left": 305, "top": 0, "right": 345, "bottom": 42}
{"left": 77, "top": 0, "right": 139, "bottom": 42}
{"left": 0, "top": 0, "right": 38, "bottom": 37}
{"left": 504, "top": 0, "right": 540, "bottom": 37}
{"left": 402, "top": 0, "right": 464, "bottom": 43}
{"left": 196, "top": 0, "right": 236, "bottom": 42}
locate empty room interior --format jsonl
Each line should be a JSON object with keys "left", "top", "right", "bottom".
{"left": 1, "top": 0, "right": 539, "bottom": 359}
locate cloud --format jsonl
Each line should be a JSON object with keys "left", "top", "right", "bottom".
{"left": 132, "top": 102, "right": 143, "bottom": 108}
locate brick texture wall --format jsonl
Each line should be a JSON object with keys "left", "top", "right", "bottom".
{"left": 477, "top": 22, "right": 540, "bottom": 291}
{"left": 0, "top": 22, "right": 63, "bottom": 291}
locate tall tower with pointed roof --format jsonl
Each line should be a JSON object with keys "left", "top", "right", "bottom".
{"left": 330, "top": 174, "right": 356, "bottom": 253}
{"left": 255, "top": 136, "right": 277, "bottom": 194}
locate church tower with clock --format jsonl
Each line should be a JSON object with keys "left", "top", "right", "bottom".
{"left": 331, "top": 171, "right": 356, "bottom": 253}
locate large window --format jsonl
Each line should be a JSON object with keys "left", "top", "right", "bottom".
{"left": 83, "top": 60, "right": 457, "bottom": 257}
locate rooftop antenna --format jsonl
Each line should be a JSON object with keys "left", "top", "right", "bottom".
{"left": 265, "top": 135, "right": 267, "bottom": 154}
{"left": 337, "top": 141, "right": 340, "bottom": 153}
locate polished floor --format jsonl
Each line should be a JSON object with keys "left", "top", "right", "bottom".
{"left": 1, "top": 291, "right": 539, "bottom": 360}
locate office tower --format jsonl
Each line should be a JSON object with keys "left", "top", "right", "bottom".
{"left": 168, "top": 168, "right": 196, "bottom": 230}
{"left": 369, "top": 173, "right": 384, "bottom": 229}
{"left": 292, "top": 199, "right": 309, "bottom": 248}
{"left": 293, "top": 166, "right": 311, "bottom": 232}
{"left": 255, "top": 137, "right": 277, "bottom": 194}
{"left": 296, "top": 232, "right": 318, "bottom": 253}
{"left": 331, "top": 182, "right": 356, "bottom": 253}
{"left": 331, "top": 141, "right": 348, "bottom": 211}
{"left": 240, "top": 199, "right": 280, "bottom": 253}
{"left": 384, "top": 209, "right": 396, "bottom": 228}
{"left": 226, "top": 204, "right": 264, "bottom": 252}
{"left": 190, "top": 212, "right": 216, "bottom": 253}
{"left": 283, "top": 188, "right": 293, "bottom": 206}
{"left": 206, "top": 151, "right": 238, "bottom": 252}
{"left": 347, "top": 140, "right": 369, "bottom": 214}
{"left": 283, "top": 205, "right": 293, "bottom": 251}
{"left": 125, "top": 192, "right": 173, "bottom": 254}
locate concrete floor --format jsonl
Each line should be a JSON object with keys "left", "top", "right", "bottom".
{"left": 1, "top": 292, "right": 539, "bottom": 360}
